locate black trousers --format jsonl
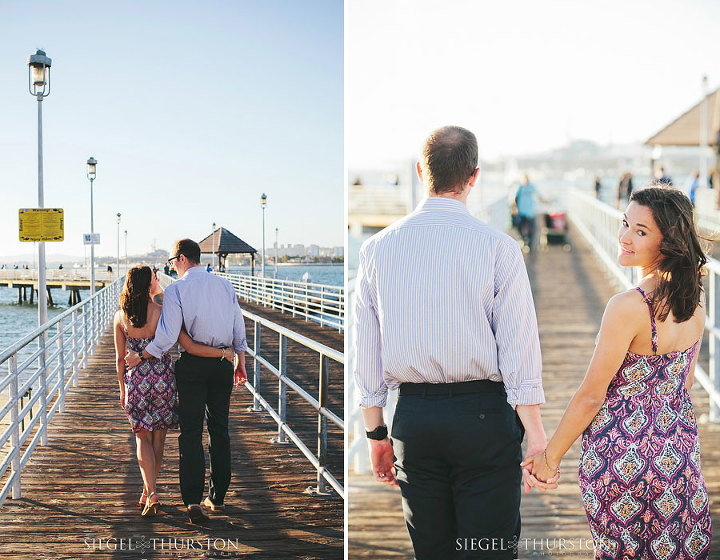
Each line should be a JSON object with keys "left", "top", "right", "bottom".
{"left": 392, "top": 386, "right": 524, "bottom": 560}
{"left": 175, "top": 353, "right": 234, "bottom": 506}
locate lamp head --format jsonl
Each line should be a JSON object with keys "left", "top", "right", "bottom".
{"left": 28, "top": 49, "right": 52, "bottom": 96}
{"left": 87, "top": 157, "right": 97, "bottom": 180}
{"left": 261, "top": 193, "right": 267, "bottom": 208}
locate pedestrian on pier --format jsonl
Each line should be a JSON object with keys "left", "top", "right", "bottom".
{"left": 115, "top": 266, "right": 236, "bottom": 517}
{"left": 524, "top": 186, "right": 712, "bottom": 558}
{"left": 515, "top": 174, "right": 541, "bottom": 252}
{"left": 354, "top": 126, "right": 554, "bottom": 560}
{"left": 125, "top": 239, "right": 247, "bottom": 524}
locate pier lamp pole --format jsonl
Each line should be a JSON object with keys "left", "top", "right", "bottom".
{"left": 28, "top": 49, "right": 51, "bottom": 327}
{"left": 275, "top": 227, "right": 279, "bottom": 277}
{"left": 87, "top": 158, "right": 97, "bottom": 296}
{"left": 124, "top": 229, "right": 128, "bottom": 272}
{"left": 212, "top": 221, "right": 216, "bottom": 271}
{"left": 700, "top": 75, "right": 709, "bottom": 189}
{"left": 261, "top": 194, "right": 267, "bottom": 278}
{"left": 116, "top": 213, "right": 121, "bottom": 278}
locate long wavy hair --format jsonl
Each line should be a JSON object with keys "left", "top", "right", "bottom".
{"left": 630, "top": 186, "right": 707, "bottom": 323}
{"left": 119, "top": 266, "right": 152, "bottom": 328}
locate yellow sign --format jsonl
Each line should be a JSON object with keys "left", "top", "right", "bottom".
{"left": 19, "top": 208, "right": 64, "bottom": 242}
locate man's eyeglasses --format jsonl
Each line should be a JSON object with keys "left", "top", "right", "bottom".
{"left": 167, "top": 255, "right": 180, "bottom": 265}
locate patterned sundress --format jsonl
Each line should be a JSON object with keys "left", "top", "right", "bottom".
{"left": 124, "top": 334, "right": 178, "bottom": 433}
{"left": 578, "top": 287, "right": 711, "bottom": 559}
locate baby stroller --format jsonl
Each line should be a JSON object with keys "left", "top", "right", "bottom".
{"left": 542, "top": 211, "right": 570, "bottom": 250}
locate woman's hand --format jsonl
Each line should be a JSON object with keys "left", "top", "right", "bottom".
{"left": 521, "top": 449, "right": 561, "bottom": 483}
{"left": 119, "top": 386, "right": 126, "bottom": 409}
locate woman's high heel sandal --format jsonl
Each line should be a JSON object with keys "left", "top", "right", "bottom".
{"left": 138, "top": 489, "right": 148, "bottom": 511}
{"left": 141, "top": 492, "right": 160, "bottom": 517}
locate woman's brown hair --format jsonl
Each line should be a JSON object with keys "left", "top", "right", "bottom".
{"left": 119, "top": 266, "right": 152, "bottom": 328}
{"left": 630, "top": 186, "right": 707, "bottom": 323}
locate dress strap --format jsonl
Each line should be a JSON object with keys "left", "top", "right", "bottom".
{"left": 635, "top": 287, "right": 658, "bottom": 354}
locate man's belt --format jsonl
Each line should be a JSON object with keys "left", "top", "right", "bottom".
{"left": 399, "top": 379, "right": 504, "bottom": 396}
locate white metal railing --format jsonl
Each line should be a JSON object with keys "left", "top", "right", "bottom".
{"left": 568, "top": 188, "right": 720, "bottom": 421}
{"left": 0, "top": 269, "right": 116, "bottom": 283}
{"left": 0, "top": 277, "right": 124, "bottom": 504}
{"left": 348, "top": 190, "right": 511, "bottom": 473}
{"left": 216, "top": 273, "right": 344, "bottom": 332}
{"left": 243, "top": 310, "right": 344, "bottom": 499}
{"left": 160, "top": 272, "right": 345, "bottom": 498}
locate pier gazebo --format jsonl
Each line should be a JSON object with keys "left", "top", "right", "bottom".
{"left": 198, "top": 227, "right": 258, "bottom": 274}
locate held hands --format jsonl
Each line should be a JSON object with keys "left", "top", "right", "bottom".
{"left": 521, "top": 432, "right": 560, "bottom": 493}
{"left": 521, "top": 449, "right": 561, "bottom": 492}
{"left": 368, "top": 438, "right": 398, "bottom": 486}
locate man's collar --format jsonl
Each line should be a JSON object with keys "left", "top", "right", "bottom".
{"left": 181, "top": 265, "right": 205, "bottom": 278}
{"left": 418, "top": 196, "right": 470, "bottom": 214}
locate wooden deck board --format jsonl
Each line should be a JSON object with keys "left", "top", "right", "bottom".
{"left": 0, "top": 304, "right": 343, "bottom": 559}
{"left": 348, "top": 225, "right": 720, "bottom": 559}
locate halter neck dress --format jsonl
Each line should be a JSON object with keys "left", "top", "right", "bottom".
{"left": 578, "top": 287, "right": 711, "bottom": 559}
{"left": 123, "top": 327, "right": 178, "bottom": 433}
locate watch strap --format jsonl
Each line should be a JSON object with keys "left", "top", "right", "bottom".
{"left": 365, "top": 425, "right": 388, "bottom": 440}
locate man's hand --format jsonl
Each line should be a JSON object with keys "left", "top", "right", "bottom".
{"left": 119, "top": 387, "right": 126, "bottom": 409}
{"left": 234, "top": 354, "right": 247, "bottom": 386}
{"left": 125, "top": 351, "right": 140, "bottom": 368}
{"left": 368, "top": 438, "right": 398, "bottom": 486}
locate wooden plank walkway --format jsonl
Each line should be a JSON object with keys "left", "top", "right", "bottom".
{"left": 0, "top": 301, "right": 343, "bottom": 559}
{"left": 348, "top": 225, "right": 720, "bottom": 559}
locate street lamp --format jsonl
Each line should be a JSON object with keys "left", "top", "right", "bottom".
{"left": 275, "top": 226, "right": 279, "bottom": 276}
{"left": 260, "top": 193, "right": 267, "bottom": 278}
{"left": 700, "top": 75, "right": 709, "bottom": 189}
{"left": 212, "top": 221, "right": 216, "bottom": 272}
{"left": 124, "top": 229, "right": 128, "bottom": 272}
{"left": 28, "top": 49, "right": 51, "bottom": 327}
{"left": 116, "top": 213, "right": 121, "bottom": 278}
{"left": 87, "top": 157, "right": 97, "bottom": 296}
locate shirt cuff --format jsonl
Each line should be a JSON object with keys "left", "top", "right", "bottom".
{"left": 357, "top": 386, "right": 388, "bottom": 408}
{"left": 505, "top": 383, "right": 545, "bottom": 409}
{"left": 144, "top": 342, "right": 162, "bottom": 359}
{"left": 234, "top": 340, "right": 248, "bottom": 353}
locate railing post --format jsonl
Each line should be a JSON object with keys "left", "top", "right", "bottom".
{"left": 39, "top": 331, "right": 48, "bottom": 446}
{"left": 271, "top": 333, "right": 290, "bottom": 445}
{"left": 710, "top": 271, "right": 720, "bottom": 422}
{"left": 9, "top": 354, "right": 21, "bottom": 499}
{"left": 82, "top": 302, "right": 89, "bottom": 368}
{"left": 58, "top": 317, "right": 65, "bottom": 413}
{"left": 71, "top": 310, "right": 79, "bottom": 386}
{"left": 250, "top": 322, "right": 262, "bottom": 412}
{"left": 320, "top": 286, "right": 325, "bottom": 327}
{"left": 313, "top": 354, "right": 330, "bottom": 495}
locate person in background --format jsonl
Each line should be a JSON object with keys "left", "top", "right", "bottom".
{"left": 206, "top": 263, "right": 212, "bottom": 273}
{"left": 516, "top": 174, "right": 542, "bottom": 252}
{"left": 690, "top": 171, "right": 700, "bottom": 206}
{"left": 616, "top": 172, "right": 633, "bottom": 209}
{"left": 594, "top": 176, "right": 602, "bottom": 199}
{"left": 656, "top": 166, "right": 673, "bottom": 186}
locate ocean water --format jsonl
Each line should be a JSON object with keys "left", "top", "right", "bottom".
{"left": 0, "top": 264, "right": 343, "bottom": 356}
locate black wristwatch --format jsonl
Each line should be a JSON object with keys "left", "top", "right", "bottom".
{"left": 366, "top": 425, "right": 388, "bottom": 440}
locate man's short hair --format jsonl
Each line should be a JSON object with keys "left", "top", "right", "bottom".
{"left": 173, "top": 238, "right": 201, "bottom": 264}
{"left": 421, "top": 126, "right": 478, "bottom": 194}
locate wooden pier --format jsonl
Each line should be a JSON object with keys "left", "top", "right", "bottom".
{"left": 0, "top": 299, "right": 343, "bottom": 559}
{"left": 348, "top": 225, "right": 720, "bottom": 559}
{"left": 0, "top": 270, "right": 116, "bottom": 306}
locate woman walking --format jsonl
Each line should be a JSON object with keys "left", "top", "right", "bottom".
{"left": 524, "top": 186, "right": 711, "bottom": 559}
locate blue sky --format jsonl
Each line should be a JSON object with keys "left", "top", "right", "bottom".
{"left": 0, "top": 0, "right": 343, "bottom": 260}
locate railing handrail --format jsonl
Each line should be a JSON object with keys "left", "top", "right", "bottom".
{"left": 216, "top": 272, "right": 343, "bottom": 294}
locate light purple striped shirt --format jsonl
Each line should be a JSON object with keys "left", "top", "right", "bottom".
{"left": 353, "top": 196, "right": 545, "bottom": 409}
{"left": 145, "top": 266, "right": 247, "bottom": 358}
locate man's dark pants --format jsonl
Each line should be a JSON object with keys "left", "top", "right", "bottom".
{"left": 175, "top": 353, "right": 234, "bottom": 506}
{"left": 392, "top": 381, "right": 524, "bottom": 560}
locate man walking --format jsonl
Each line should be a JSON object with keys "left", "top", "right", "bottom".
{"left": 354, "top": 126, "right": 551, "bottom": 559}
{"left": 126, "top": 239, "right": 247, "bottom": 523}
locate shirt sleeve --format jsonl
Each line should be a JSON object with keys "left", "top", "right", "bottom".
{"left": 231, "top": 285, "right": 248, "bottom": 353}
{"left": 353, "top": 243, "right": 387, "bottom": 408}
{"left": 145, "top": 284, "right": 183, "bottom": 358}
{"left": 492, "top": 240, "right": 545, "bottom": 408}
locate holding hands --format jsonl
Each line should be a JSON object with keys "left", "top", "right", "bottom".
{"left": 521, "top": 448, "right": 561, "bottom": 492}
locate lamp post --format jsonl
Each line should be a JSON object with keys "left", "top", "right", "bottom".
{"left": 275, "top": 227, "right": 279, "bottom": 276}
{"left": 260, "top": 193, "right": 267, "bottom": 278}
{"left": 87, "top": 157, "right": 97, "bottom": 296}
{"left": 700, "top": 75, "right": 709, "bottom": 189}
{"left": 124, "top": 229, "right": 128, "bottom": 272}
{"left": 116, "top": 213, "right": 121, "bottom": 278}
{"left": 212, "top": 221, "right": 216, "bottom": 272}
{"left": 28, "top": 49, "right": 51, "bottom": 327}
